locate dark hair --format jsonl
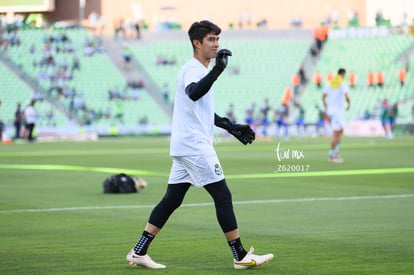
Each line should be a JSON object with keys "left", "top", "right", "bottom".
{"left": 188, "top": 20, "right": 221, "bottom": 49}
{"left": 338, "top": 68, "right": 346, "bottom": 75}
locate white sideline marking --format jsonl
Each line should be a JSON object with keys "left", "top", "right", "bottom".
{"left": 1, "top": 194, "right": 413, "bottom": 214}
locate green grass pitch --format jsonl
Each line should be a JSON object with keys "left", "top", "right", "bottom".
{"left": 0, "top": 136, "right": 413, "bottom": 274}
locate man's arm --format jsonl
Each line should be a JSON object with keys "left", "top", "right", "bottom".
{"left": 185, "top": 73, "right": 216, "bottom": 101}
{"left": 185, "top": 49, "right": 232, "bottom": 101}
{"left": 322, "top": 93, "right": 327, "bottom": 110}
{"left": 345, "top": 93, "right": 350, "bottom": 111}
{"left": 215, "top": 113, "right": 255, "bottom": 145}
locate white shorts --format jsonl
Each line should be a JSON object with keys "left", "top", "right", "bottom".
{"left": 328, "top": 112, "right": 345, "bottom": 131}
{"left": 168, "top": 154, "right": 225, "bottom": 187}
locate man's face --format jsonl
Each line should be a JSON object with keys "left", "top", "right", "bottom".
{"left": 199, "top": 32, "right": 220, "bottom": 60}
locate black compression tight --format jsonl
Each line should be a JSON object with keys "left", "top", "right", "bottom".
{"left": 148, "top": 183, "right": 191, "bottom": 228}
{"left": 148, "top": 179, "right": 238, "bottom": 233}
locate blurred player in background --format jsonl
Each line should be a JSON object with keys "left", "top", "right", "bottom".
{"left": 23, "top": 99, "right": 38, "bottom": 142}
{"left": 126, "top": 20, "right": 273, "bottom": 270}
{"left": 0, "top": 98, "right": 3, "bottom": 140}
{"left": 322, "top": 68, "right": 350, "bottom": 163}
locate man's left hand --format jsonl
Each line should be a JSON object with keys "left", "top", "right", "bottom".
{"left": 229, "top": 124, "right": 255, "bottom": 145}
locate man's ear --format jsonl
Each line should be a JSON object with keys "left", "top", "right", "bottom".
{"left": 193, "top": 39, "right": 201, "bottom": 50}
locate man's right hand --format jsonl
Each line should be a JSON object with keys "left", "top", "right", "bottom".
{"left": 211, "top": 49, "right": 232, "bottom": 80}
{"left": 215, "top": 49, "right": 232, "bottom": 70}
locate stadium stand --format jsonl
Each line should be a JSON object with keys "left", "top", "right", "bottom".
{"left": 1, "top": 26, "right": 171, "bottom": 135}
{"left": 130, "top": 37, "right": 313, "bottom": 124}
{"left": 2, "top": 22, "right": 414, "bottom": 138}
{"left": 300, "top": 29, "right": 414, "bottom": 124}
{"left": 0, "top": 60, "right": 68, "bottom": 129}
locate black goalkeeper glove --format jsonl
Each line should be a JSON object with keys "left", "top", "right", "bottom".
{"left": 229, "top": 123, "right": 256, "bottom": 145}
{"left": 210, "top": 49, "right": 232, "bottom": 80}
{"left": 215, "top": 115, "right": 255, "bottom": 145}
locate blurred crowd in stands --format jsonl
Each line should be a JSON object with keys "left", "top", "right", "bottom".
{"left": 219, "top": 95, "right": 402, "bottom": 140}
{"left": 1, "top": 10, "right": 414, "bottom": 141}
{"left": 1, "top": 16, "right": 147, "bottom": 129}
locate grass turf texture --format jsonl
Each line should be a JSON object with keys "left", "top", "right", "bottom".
{"left": 0, "top": 136, "right": 413, "bottom": 274}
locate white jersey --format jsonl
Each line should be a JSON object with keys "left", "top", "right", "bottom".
{"left": 24, "top": 105, "right": 37, "bottom": 124}
{"left": 323, "top": 80, "right": 349, "bottom": 116}
{"left": 170, "top": 58, "right": 215, "bottom": 156}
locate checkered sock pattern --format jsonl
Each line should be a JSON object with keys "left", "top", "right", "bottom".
{"left": 228, "top": 238, "right": 247, "bottom": 261}
{"left": 133, "top": 231, "right": 155, "bottom": 256}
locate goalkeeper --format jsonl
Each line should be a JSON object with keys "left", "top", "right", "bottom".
{"left": 126, "top": 20, "right": 273, "bottom": 270}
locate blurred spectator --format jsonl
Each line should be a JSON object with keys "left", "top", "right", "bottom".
{"left": 226, "top": 103, "right": 237, "bottom": 124}
{"left": 127, "top": 80, "right": 144, "bottom": 89}
{"left": 331, "top": 10, "right": 339, "bottom": 26}
{"left": 73, "top": 94, "right": 85, "bottom": 110}
{"left": 162, "top": 83, "right": 170, "bottom": 103}
{"left": 260, "top": 98, "right": 271, "bottom": 136}
{"left": 298, "top": 65, "right": 307, "bottom": 85}
{"left": 114, "top": 103, "right": 124, "bottom": 123}
{"left": 313, "top": 72, "right": 322, "bottom": 88}
{"left": 128, "top": 89, "right": 140, "bottom": 100}
{"left": 72, "top": 54, "right": 81, "bottom": 71}
{"left": 315, "top": 105, "right": 327, "bottom": 136}
{"left": 388, "top": 103, "right": 398, "bottom": 138}
{"left": 294, "top": 103, "right": 306, "bottom": 136}
{"left": 13, "top": 102, "right": 23, "bottom": 139}
{"left": 108, "top": 86, "right": 121, "bottom": 100}
{"left": 257, "top": 18, "right": 268, "bottom": 28}
{"left": 374, "top": 100, "right": 383, "bottom": 119}
{"left": 24, "top": 100, "right": 38, "bottom": 142}
{"left": 348, "top": 71, "right": 356, "bottom": 88}
{"left": 326, "top": 73, "right": 333, "bottom": 82}
{"left": 156, "top": 55, "right": 176, "bottom": 66}
{"left": 381, "top": 99, "right": 391, "bottom": 138}
{"left": 246, "top": 12, "right": 252, "bottom": 28}
{"left": 313, "top": 23, "right": 329, "bottom": 53}
{"left": 238, "top": 15, "right": 243, "bottom": 29}
{"left": 114, "top": 17, "right": 126, "bottom": 40}
{"left": 97, "top": 15, "right": 106, "bottom": 36}
{"left": 88, "top": 11, "right": 99, "bottom": 34}
{"left": 134, "top": 20, "right": 141, "bottom": 39}
{"left": 83, "top": 37, "right": 104, "bottom": 56}
{"left": 281, "top": 87, "right": 293, "bottom": 106}
{"left": 126, "top": 17, "right": 136, "bottom": 39}
{"left": 375, "top": 10, "right": 384, "bottom": 26}
{"left": 367, "top": 71, "right": 375, "bottom": 87}
{"left": 411, "top": 105, "right": 414, "bottom": 122}
{"left": 398, "top": 68, "right": 406, "bottom": 87}
{"left": 363, "top": 109, "right": 372, "bottom": 120}
{"left": 377, "top": 71, "right": 384, "bottom": 88}
{"left": 274, "top": 104, "right": 289, "bottom": 138}
{"left": 45, "top": 109, "right": 55, "bottom": 126}
{"left": 122, "top": 44, "right": 132, "bottom": 70}
{"left": 139, "top": 116, "right": 148, "bottom": 125}
{"left": 349, "top": 10, "right": 359, "bottom": 26}
{"left": 291, "top": 73, "right": 300, "bottom": 95}
{"left": 0, "top": 98, "right": 3, "bottom": 140}
{"left": 404, "top": 57, "right": 409, "bottom": 73}
{"left": 229, "top": 65, "right": 240, "bottom": 75}
{"left": 290, "top": 17, "right": 302, "bottom": 28}
{"left": 245, "top": 102, "right": 256, "bottom": 130}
